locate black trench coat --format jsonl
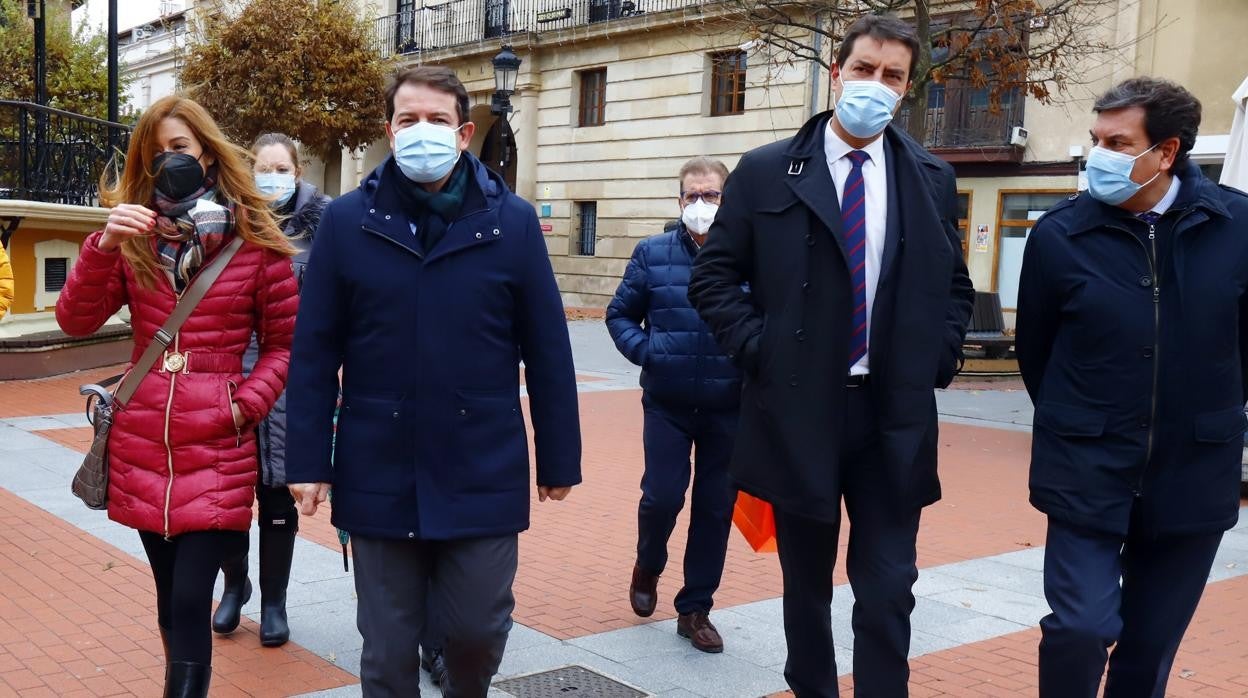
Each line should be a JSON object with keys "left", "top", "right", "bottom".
{"left": 689, "top": 112, "right": 975, "bottom": 521}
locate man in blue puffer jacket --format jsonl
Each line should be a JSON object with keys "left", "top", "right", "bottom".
{"left": 606, "top": 156, "right": 741, "bottom": 654}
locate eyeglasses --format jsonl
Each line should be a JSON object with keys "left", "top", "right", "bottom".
{"left": 680, "top": 190, "right": 722, "bottom": 206}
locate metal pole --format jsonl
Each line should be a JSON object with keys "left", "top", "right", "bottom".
{"left": 33, "top": 0, "right": 47, "bottom": 107}
{"left": 107, "top": 0, "right": 120, "bottom": 153}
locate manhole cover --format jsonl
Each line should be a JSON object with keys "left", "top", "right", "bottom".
{"left": 494, "top": 664, "right": 648, "bottom": 697}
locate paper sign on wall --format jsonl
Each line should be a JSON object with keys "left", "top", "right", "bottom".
{"left": 974, "top": 224, "right": 990, "bottom": 253}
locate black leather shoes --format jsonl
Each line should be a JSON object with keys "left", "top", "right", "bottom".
{"left": 629, "top": 563, "right": 659, "bottom": 617}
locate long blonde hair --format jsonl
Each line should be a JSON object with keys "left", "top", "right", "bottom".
{"left": 102, "top": 95, "right": 296, "bottom": 288}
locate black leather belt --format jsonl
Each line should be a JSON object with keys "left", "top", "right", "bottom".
{"left": 845, "top": 374, "right": 870, "bottom": 388}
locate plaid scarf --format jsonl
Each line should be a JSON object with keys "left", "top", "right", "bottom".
{"left": 152, "top": 169, "right": 235, "bottom": 292}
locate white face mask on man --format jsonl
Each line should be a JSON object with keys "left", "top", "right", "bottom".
{"left": 682, "top": 199, "right": 719, "bottom": 236}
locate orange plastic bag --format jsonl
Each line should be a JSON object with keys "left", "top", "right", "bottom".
{"left": 733, "top": 491, "right": 778, "bottom": 553}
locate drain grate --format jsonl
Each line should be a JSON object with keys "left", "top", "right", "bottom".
{"left": 493, "top": 664, "right": 648, "bottom": 697}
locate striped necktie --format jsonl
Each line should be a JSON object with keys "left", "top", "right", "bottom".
{"left": 842, "top": 150, "right": 870, "bottom": 370}
{"left": 1137, "top": 210, "right": 1161, "bottom": 225}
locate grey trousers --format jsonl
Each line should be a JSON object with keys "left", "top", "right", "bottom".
{"left": 352, "top": 534, "right": 518, "bottom": 698}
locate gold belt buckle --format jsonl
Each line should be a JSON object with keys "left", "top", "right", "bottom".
{"left": 163, "top": 351, "right": 187, "bottom": 373}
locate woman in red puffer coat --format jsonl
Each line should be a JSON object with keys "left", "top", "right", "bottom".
{"left": 55, "top": 95, "right": 298, "bottom": 698}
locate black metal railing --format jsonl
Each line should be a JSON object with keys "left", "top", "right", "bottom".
{"left": 373, "top": 0, "right": 702, "bottom": 57}
{"left": 900, "top": 85, "right": 1026, "bottom": 149}
{"left": 0, "top": 101, "right": 131, "bottom": 206}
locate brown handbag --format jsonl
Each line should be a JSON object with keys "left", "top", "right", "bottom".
{"left": 71, "top": 237, "right": 244, "bottom": 510}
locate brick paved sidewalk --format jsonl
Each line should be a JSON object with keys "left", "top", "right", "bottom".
{"left": 2, "top": 356, "right": 1247, "bottom": 696}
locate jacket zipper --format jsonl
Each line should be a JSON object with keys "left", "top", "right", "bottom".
{"left": 162, "top": 334, "right": 180, "bottom": 539}
{"left": 1137, "top": 222, "right": 1161, "bottom": 497}
{"left": 1128, "top": 207, "right": 1193, "bottom": 496}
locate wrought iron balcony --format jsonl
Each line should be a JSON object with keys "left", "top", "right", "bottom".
{"left": 0, "top": 101, "right": 131, "bottom": 207}
{"left": 373, "top": 0, "right": 702, "bottom": 58}
{"left": 899, "top": 84, "right": 1026, "bottom": 153}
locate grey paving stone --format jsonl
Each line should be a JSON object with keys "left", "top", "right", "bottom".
{"left": 911, "top": 596, "right": 986, "bottom": 629}
{"left": 921, "top": 614, "right": 1031, "bottom": 645}
{"left": 625, "top": 648, "right": 788, "bottom": 698}
{"left": 912, "top": 569, "right": 976, "bottom": 597}
{"left": 909, "top": 628, "right": 962, "bottom": 656}
{"left": 927, "top": 585, "right": 1050, "bottom": 626}
{"left": 504, "top": 623, "right": 561, "bottom": 652}
{"left": 2, "top": 415, "right": 74, "bottom": 431}
{"left": 293, "top": 685, "right": 363, "bottom": 698}
{"left": 653, "top": 689, "right": 702, "bottom": 698}
{"left": 728, "top": 596, "right": 783, "bottom": 622}
{"left": 568, "top": 623, "right": 689, "bottom": 663}
{"left": 0, "top": 458, "right": 64, "bottom": 491}
{"left": 0, "top": 423, "right": 58, "bottom": 450}
{"left": 993, "top": 546, "right": 1047, "bottom": 572}
{"left": 716, "top": 610, "right": 790, "bottom": 668}
{"left": 936, "top": 558, "right": 1047, "bottom": 598}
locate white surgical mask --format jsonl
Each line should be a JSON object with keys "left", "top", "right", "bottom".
{"left": 255, "top": 172, "right": 297, "bottom": 208}
{"left": 682, "top": 199, "right": 719, "bottom": 235}
{"left": 835, "top": 79, "right": 902, "bottom": 139}
{"left": 1085, "top": 143, "right": 1161, "bottom": 206}
{"left": 394, "top": 122, "right": 463, "bottom": 183}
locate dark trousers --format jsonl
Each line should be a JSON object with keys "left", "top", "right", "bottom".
{"left": 1038, "top": 515, "right": 1223, "bottom": 698}
{"left": 636, "top": 394, "right": 737, "bottom": 614}
{"left": 773, "top": 387, "right": 921, "bottom": 698}
{"left": 352, "top": 534, "right": 518, "bottom": 698}
{"left": 139, "top": 530, "right": 249, "bottom": 664}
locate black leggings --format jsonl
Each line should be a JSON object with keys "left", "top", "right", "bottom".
{"left": 139, "top": 530, "right": 249, "bottom": 664}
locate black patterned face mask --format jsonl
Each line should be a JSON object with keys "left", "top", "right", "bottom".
{"left": 152, "top": 152, "right": 206, "bottom": 200}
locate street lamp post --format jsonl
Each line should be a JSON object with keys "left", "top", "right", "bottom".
{"left": 29, "top": 0, "right": 46, "bottom": 107}
{"left": 489, "top": 45, "right": 521, "bottom": 181}
{"left": 107, "top": 0, "right": 120, "bottom": 154}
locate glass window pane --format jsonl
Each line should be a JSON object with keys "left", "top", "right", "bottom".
{"left": 956, "top": 193, "right": 969, "bottom": 220}
{"left": 1001, "top": 193, "right": 1068, "bottom": 221}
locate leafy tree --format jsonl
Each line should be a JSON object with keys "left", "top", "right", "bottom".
{"left": 721, "top": 0, "right": 1142, "bottom": 143}
{"left": 179, "top": 0, "right": 392, "bottom": 160}
{"left": 0, "top": 0, "right": 128, "bottom": 119}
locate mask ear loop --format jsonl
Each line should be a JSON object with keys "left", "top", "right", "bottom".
{"left": 1134, "top": 142, "right": 1165, "bottom": 189}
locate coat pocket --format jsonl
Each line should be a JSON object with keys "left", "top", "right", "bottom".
{"left": 1193, "top": 407, "right": 1248, "bottom": 444}
{"left": 334, "top": 395, "right": 410, "bottom": 494}
{"left": 452, "top": 390, "right": 528, "bottom": 494}
{"left": 1034, "top": 402, "right": 1108, "bottom": 438}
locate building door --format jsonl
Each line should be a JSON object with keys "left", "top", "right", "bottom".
{"left": 479, "top": 116, "right": 517, "bottom": 192}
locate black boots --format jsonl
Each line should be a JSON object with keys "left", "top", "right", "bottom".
{"left": 258, "top": 520, "right": 297, "bottom": 647}
{"left": 163, "top": 661, "right": 210, "bottom": 698}
{"left": 211, "top": 552, "right": 251, "bottom": 634}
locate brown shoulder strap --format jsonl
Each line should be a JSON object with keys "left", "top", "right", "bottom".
{"left": 114, "top": 236, "right": 245, "bottom": 406}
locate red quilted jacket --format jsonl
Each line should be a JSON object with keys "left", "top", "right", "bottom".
{"left": 57, "top": 232, "right": 298, "bottom": 537}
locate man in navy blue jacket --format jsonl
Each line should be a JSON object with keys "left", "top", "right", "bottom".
{"left": 285, "top": 66, "right": 581, "bottom": 698}
{"left": 1017, "top": 77, "right": 1248, "bottom": 698}
{"left": 606, "top": 157, "right": 741, "bottom": 653}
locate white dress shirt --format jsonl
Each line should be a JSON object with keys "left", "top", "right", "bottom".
{"left": 824, "top": 122, "right": 888, "bottom": 375}
{"left": 1147, "top": 174, "right": 1181, "bottom": 216}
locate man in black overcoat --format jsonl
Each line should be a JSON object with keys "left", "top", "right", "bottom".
{"left": 688, "top": 14, "right": 974, "bottom": 698}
